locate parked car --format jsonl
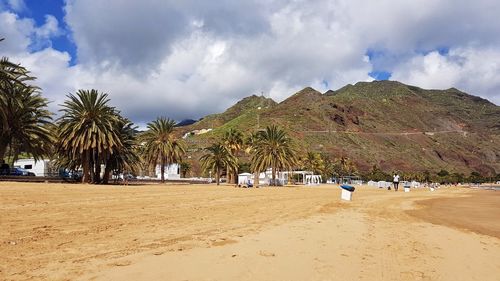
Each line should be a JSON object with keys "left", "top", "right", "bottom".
{"left": 0, "top": 163, "right": 10, "bottom": 175}
{"left": 11, "top": 167, "right": 35, "bottom": 176}
{"left": 123, "top": 173, "right": 136, "bottom": 180}
{"left": 59, "top": 169, "right": 83, "bottom": 180}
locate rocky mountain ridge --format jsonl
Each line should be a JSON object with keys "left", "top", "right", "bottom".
{"left": 182, "top": 81, "right": 499, "bottom": 175}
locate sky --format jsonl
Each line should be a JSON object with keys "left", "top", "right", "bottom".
{"left": 1, "top": 0, "right": 499, "bottom": 125}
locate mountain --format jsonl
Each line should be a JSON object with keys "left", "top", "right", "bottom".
{"left": 181, "top": 81, "right": 500, "bottom": 176}
{"left": 186, "top": 94, "right": 277, "bottom": 136}
{"left": 175, "top": 119, "right": 197, "bottom": 127}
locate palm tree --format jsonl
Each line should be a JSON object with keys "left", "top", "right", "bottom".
{"left": 3, "top": 85, "right": 53, "bottom": 165}
{"left": 57, "top": 89, "right": 122, "bottom": 183}
{"left": 102, "top": 118, "right": 140, "bottom": 184}
{"left": 179, "top": 161, "right": 192, "bottom": 178}
{"left": 141, "top": 117, "right": 186, "bottom": 183}
{"left": 1, "top": 57, "right": 35, "bottom": 128}
{"left": 245, "top": 132, "right": 261, "bottom": 186}
{"left": 200, "top": 143, "right": 237, "bottom": 185}
{"left": 222, "top": 128, "right": 243, "bottom": 184}
{"left": 302, "top": 151, "right": 325, "bottom": 174}
{"left": 251, "top": 125, "right": 298, "bottom": 186}
{"left": 0, "top": 58, "right": 52, "bottom": 162}
{"left": 335, "top": 156, "right": 357, "bottom": 183}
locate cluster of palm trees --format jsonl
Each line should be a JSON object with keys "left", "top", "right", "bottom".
{"left": 200, "top": 125, "right": 298, "bottom": 186}
{"left": 1, "top": 52, "right": 52, "bottom": 165}
{"left": 56, "top": 90, "right": 140, "bottom": 183}
{"left": 55, "top": 90, "right": 189, "bottom": 184}
{"left": 1, "top": 40, "right": 188, "bottom": 183}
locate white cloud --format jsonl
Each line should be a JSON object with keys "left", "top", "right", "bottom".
{"left": 0, "top": 11, "right": 62, "bottom": 53}
{"left": 0, "top": 11, "right": 33, "bottom": 53}
{"left": 35, "top": 15, "right": 60, "bottom": 39}
{"left": 6, "top": 0, "right": 26, "bottom": 12}
{"left": 392, "top": 48, "right": 500, "bottom": 105}
{"left": 1, "top": 0, "right": 499, "bottom": 124}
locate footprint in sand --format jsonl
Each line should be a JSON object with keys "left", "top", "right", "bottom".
{"left": 109, "top": 260, "right": 132, "bottom": 267}
{"left": 259, "top": 250, "right": 275, "bottom": 257}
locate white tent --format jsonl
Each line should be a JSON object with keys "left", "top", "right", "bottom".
{"left": 238, "top": 173, "right": 253, "bottom": 185}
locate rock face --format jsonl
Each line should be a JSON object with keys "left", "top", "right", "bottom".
{"left": 184, "top": 81, "right": 500, "bottom": 175}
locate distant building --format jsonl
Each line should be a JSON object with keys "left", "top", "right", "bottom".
{"left": 13, "top": 159, "right": 51, "bottom": 176}
{"left": 155, "top": 163, "right": 180, "bottom": 180}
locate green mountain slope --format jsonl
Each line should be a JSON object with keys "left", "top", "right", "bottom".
{"left": 188, "top": 95, "right": 276, "bottom": 133}
{"left": 182, "top": 81, "right": 500, "bottom": 176}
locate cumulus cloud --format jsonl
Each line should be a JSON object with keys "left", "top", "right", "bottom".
{"left": 61, "top": 0, "right": 376, "bottom": 120}
{"left": 4, "top": 0, "right": 26, "bottom": 12}
{"left": 392, "top": 48, "right": 500, "bottom": 105}
{"left": 1, "top": 0, "right": 499, "bottom": 124}
{"left": 0, "top": 11, "right": 62, "bottom": 53}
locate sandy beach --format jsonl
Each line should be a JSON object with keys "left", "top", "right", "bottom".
{"left": 1, "top": 182, "right": 499, "bottom": 281}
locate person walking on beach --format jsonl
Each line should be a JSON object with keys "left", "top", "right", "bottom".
{"left": 393, "top": 173, "right": 400, "bottom": 191}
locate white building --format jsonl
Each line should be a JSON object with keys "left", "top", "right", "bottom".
{"left": 155, "top": 163, "right": 181, "bottom": 180}
{"left": 13, "top": 158, "right": 50, "bottom": 176}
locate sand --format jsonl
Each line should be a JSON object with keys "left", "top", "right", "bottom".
{"left": 409, "top": 191, "right": 500, "bottom": 238}
{"left": 0, "top": 182, "right": 499, "bottom": 281}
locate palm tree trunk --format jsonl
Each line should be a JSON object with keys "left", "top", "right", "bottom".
{"left": 216, "top": 167, "right": 220, "bottom": 185}
{"left": 160, "top": 157, "right": 165, "bottom": 183}
{"left": 226, "top": 164, "right": 231, "bottom": 184}
{"left": 94, "top": 151, "right": 101, "bottom": 183}
{"left": 0, "top": 136, "right": 9, "bottom": 161}
{"left": 89, "top": 149, "right": 96, "bottom": 183}
{"left": 10, "top": 147, "right": 20, "bottom": 167}
{"left": 82, "top": 150, "right": 90, "bottom": 183}
{"left": 102, "top": 160, "right": 112, "bottom": 184}
{"left": 272, "top": 166, "right": 276, "bottom": 186}
{"left": 254, "top": 171, "right": 259, "bottom": 187}
{"left": 233, "top": 167, "right": 238, "bottom": 184}
{"left": 233, "top": 149, "right": 239, "bottom": 184}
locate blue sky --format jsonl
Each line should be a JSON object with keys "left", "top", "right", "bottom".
{"left": 9, "top": 0, "right": 76, "bottom": 62}
{"left": 1, "top": 0, "right": 499, "bottom": 123}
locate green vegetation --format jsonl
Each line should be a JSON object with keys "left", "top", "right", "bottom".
{"left": 102, "top": 119, "right": 140, "bottom": 183}
{"left": 179, "top": 161, "right": 192, "bottom": 178}
{"left": 302, "top": 151, "right": 325, "bottom": 175}
{"left": 0, "top": 57, "right": 52, "bottom": 165}
{"left": 56, "top": 90, "right": 130, "bottom": 183}
{"left": 141, "top": 117, "right": 186, "bottom": 183}
{"left": 182, "top": 81, "right": 499, "bottom": 178}
{"left": 200, "top": 143, "right": 237, "bottom": 185}
{"left": 221, "top": 128, "right": 244, "bottom": 184}
{"left": 250, "top": 125, "right": 298, "bottom": 186}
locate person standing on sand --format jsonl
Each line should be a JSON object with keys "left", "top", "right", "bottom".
{"left": 393, "top": 173, "right": 400, "bottom": 191}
